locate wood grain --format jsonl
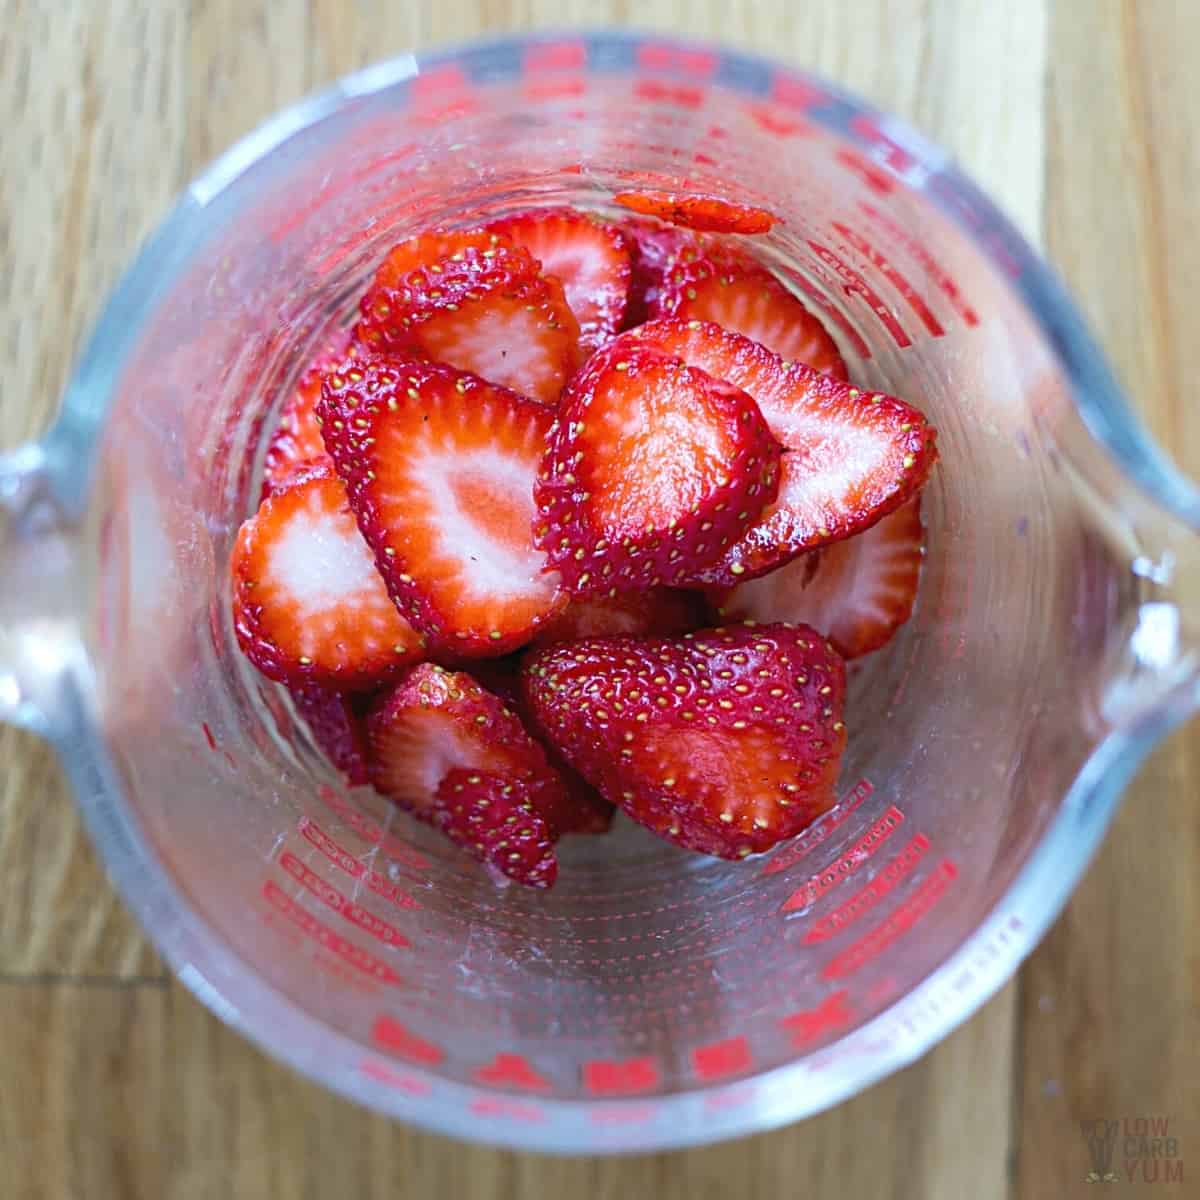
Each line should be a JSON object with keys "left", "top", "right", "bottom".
{"left": 0, "top": 1, "right": 1195, "bottom": 1197}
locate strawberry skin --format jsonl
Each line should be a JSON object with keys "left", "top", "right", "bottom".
{"left": 356, "top": 235, "right": 581, "bottom": 405}
{"left": 627, "top": 319, "right": 938, "bottom": 584}
{"left": 521, "top": 623, "right": 847, "bottom": 859}
{"left": 366, "top": 663, "right": 565, "bottom": 815}
{"left": 433, "top": 769, "right": 558, "bottom": 888}
{"left": 289, "top": 683, "right": 371, "bottom": 786}
{"left": 716, "top": 496, "right": 925, "bottom": 658}
{"left": 621, "top": 218, "right": 701, "bottom": 327}
{"left": 320, "top": 356, "right": 566, "bottom": 656}
{"left": 655, "top": 244, "right": 846, "bottom": 377}
{"left": 534, "top": 337, "right": 782, "bottom": 594}
{"left": 614, "top": 191, "right": 776, "bottom": 234}
{"left": 487, "top": 208, "right": 631, "bottom": 352}
{"left": 231, "top": 464, "right": 425, "bottom": 689}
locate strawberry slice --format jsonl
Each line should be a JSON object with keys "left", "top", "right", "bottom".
{"left": 614, "top": 191, "right": 776, "bottom": 234}
{"left": 356, "top": 235, "right": 581, "bottom": 405}
{"left": 487, "top": 208, "right": 631, "bottom": 352}
{"left": 621, "top": 218, "right": 701, "bottom": 327}
{"left": 627, "top": 318, "right": 938, "bottom": 584}
{"left": 655, "top": 245, "right": 846, "bottom": 377}
{"left": 433, "top": 769, "right": 558, "bottom": 888}
{"left": 535, "top": 336, "right": 781, "bottom": 594}
{"left": 369, "top": 228, "right": 506, "bottom": 291}
{"left": 320, "top": 356, "right": 566, "bottom": 655}
{"left": 261, "top": 332, "right": 356, "bottom": 496}
{"left": 367, "top": 663, "right": 565, "bottom": 808}
{"left": 289, "top": 683, "right": 371, "bottom": 786}
{"left": 521, "top": 623, "right": 847, "bottom": 859}
{"left": 231, "top": 464, "right": 425, "bottom": 689}
{"left": 531, "top": 587, "right": 709, "bottom": 648}
{"left": 715, "top": 497, "right": 925, "bottom": 658}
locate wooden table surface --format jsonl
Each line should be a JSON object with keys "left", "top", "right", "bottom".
{"left": 2, "top": 2, "right": 1197, "bottom": 1197}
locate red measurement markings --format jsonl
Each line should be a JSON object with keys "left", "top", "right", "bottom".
{"left": 770, "top": 74, "right": 830, "bottom": 113}
{"left": 359, "top": 1058, "right": 431, "bottom": 1096}
{"left": 849, "top": 114, "right": 922, "bottom": 178}
{"left": 807, "top": 240, "right": 912, "bottom": 348}
{"left": 469, "top": 1096, "right": 546, "bottom": 1123}
{"left": 761, "top": 778, "right": 874, "bottom": 876}
{"left": 633, "top": 79, "right": 705, "bottom": 109}
{"left": 473, "top": 1053, "right": 553, "bottom": 1093}
{"left": 779, "top": 990, "right": 853, "bottom": 1047}
{"left": 705, "top": 1084, "right": 759, "bottom": 1111}
{"left": 317, "top": 784, "right": 429, "bottom": 871}
{"left": 636, "top": 43, "right": 717, "bottom": 75}
{"left": 371, "top": 1014, "right": 444, "bottom": 1065}
{"left": 780, "top": 805, "right": 905, "bottom": 913}
{"left": 260, "top": 879, "right": 402, "bottom": 985}
{"left": 859, "top": 201, "right": 980, "bottom": 326}
{"left": 822, "top": 859, "right": 958, "bottom": 980}
{"left": 804, "top": 834, "right": 931, "bottom": 943}
{"left": 691, "top": 1036, "right": 753, "bottom": 1082}
{"left": 785, "top": 264, "right": 873, "bottom": 360}
{"left": 746, "top": 103, "right": 813, "bottom": 138}
{"left": 299, "top": 818, "right": 421, "bottom": 911}
{"left": 201, "top": 722, "right": 217, "bottom": 751}
{"left": 832, "top": 222, "right": 944, "bottom": 337}
{"left": 835, "top": 146, "right": 896, "bottom": 196}
{"left": 582, "top": 1056, "right": 661, "bottom": 1096}
{"left": 278, "top": 851, "right": 410, "bottom": 949}
{"left": 523, "top": 40, "right": 586, "bottom": 71}
{"left": 524, "top": 76, "right": 586, "bottom": 99}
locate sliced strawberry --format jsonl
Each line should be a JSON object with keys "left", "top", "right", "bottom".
{"left": 654, "top": 244, "right": 846, "bottom": 377}
{"left": 356, "top": 236, "right": 581, "bottom": 405}
{"left": 231, "top": 464, "right": 425, "bottom": 689}
{"left": 369, "top": 228, "right": 505, "bottom": 291}
{"left": 466, "top": 656, "right": 616, "bottom": 835}
{"left": 522, "top": 623, "right": 847, "bottom": 859}
{"left": 320, "top": 356, "right": 566, "bottom": 655}
{"left": 531, "top": 587, "right": 709, "bottom": 648}
{"left": 261, "top": 332, "right": 356, "bottom": 496}
{"left": 614, "top": 191, "right": 776, "bottom": 234}
{"left": 289, "top": 683, "right": 371, "bottom": 786}
{"left": 621, "top": 218, "right": 702, "bottom": 327}
{"left": 715, "top": 497, "right": 925, "bottom": 658}
{"left": 627, "top": 318, "right": 938, "bottom": 584}
{"left": 366, "top": 663, "right": 564, "bottom": 811}
{"left": 535, "top": 336, "right": 781, "bottom": 594}
{"left": 487, "top": 208, "right": 631, "bottom": 352}
{"left": 433, "top": 769, "right": 558, "bottom": 888}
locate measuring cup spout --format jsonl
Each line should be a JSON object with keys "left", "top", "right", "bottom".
{"left": 0, "top": 440, "right": 90, "bottom": 735}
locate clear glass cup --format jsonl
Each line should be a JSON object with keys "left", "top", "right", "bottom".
{"left": 1, "top": 32, "right": 1197, "bottom": 1152}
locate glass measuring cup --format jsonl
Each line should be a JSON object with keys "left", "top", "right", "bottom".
{"left": 1, "top": 31, "right": 1197, "bottom": 1152}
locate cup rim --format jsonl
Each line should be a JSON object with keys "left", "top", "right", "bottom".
{"left": 49, "top": 29, "right": 1196, "bottom": 1151}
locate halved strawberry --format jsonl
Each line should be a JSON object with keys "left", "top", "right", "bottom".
{"left": 367, "top": 663, "right": 564, "bottom": 808}
{"left": 654, "top": 244, "right": 846, "bottom": 377}
{"left": 621, "top": 218, "right": 701, "bottom": 327}
{"left": 531, "top": 587, "right": 709, "bottom": 648}
{"left": 627, "top": 318, "right": 938, "bottom": 584}
{"left": 369, "top": 228, "right": 505, "bottom": 291}
{"left": 715, "top": 497, "right": 925, "bottom": 658}
{"left": 320, "top": 356, "right": 566, "bottom": 655}
{"left": 522, "top": 623, "right": 847, "bottom": 859}
{"left": 231, "top": 464, "right": 425, "bottom": 689}
{"left": 487, "top": 208, "right": 631, "bottom": 352}
{"left": 535, "top": 337, "right": 781, "bottom": 594}
{"left": 355, "top": 236, "right": 581, "bottom": 405}
{"left": 261, "top": 333, "right": 356, "bottom": 496}
{"left": 433, "top": 769, "right": 558, "bottom": 888}
{"left": 289, "top": 683, "right": 371, "bottom": 786}
{"left": 614, "top": 191, "right": 776, "bottom": 234}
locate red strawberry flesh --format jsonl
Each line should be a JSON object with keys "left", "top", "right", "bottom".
{"left": 716, "top": 496, "right": 925, "bottom": 658}
{"left": 627, "top": 318, "right": 938, "bottom": 583}
{"left": 487, "top": 208, "right": 631, "bottom": 352}
{"left": 320, "top": 356, "right": 566, "bottom": 655}
{"left": 522, "top": 623, "right": 847, "bottom": 858}
{"left": 621, "top": 218, "right": 702, "bottom": 327}
{"left": 289, "top": 683, "right": 371, "bottom": 786}
{"left": 614, "top": 191, "right": 776, "bottom": 234}
{"left": 231, "top": 464, "right": 424, "bottom": 689}
{"left": 535, "top": 336, "right": 782, "bottom": 593}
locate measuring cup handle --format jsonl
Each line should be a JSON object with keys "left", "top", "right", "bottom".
{"left": 0, "top": 439, "right": 90, "bottom": 735}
